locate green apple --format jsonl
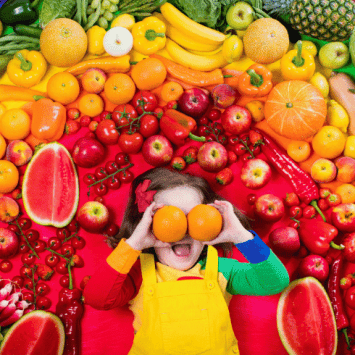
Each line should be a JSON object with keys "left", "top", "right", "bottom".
{"left": 319, "top": 42, "right": 350, "bottom": 69}
{"left": 226, "top": 2, "right": 255, "bottom": 31}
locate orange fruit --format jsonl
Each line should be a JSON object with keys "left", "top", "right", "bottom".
{"left": 47, "top": 72, "right": 80, "bottom": 105}
{"left": 243, "top": 18, "right": 289, "bottom": 64}
{"left": 0, "top": 160, "right": 19, "bottom": 193}
{"left": 40, "top": 18, "right": 87, "bottom": 67}
{"left": 0, "top": 104, "right": 6, "bottom": 117}
{"left": 0, "top": 135, "right": 6, "bottom": 159}
{"left": 104, "top": 74, "right": 136, "bottom": 105}
{"left": 312, "top": 126, "right": 346, "bottom": 159}
{"left": 245, "top": 100, "right": 265, "bottom": 122}
{"left": 287, "top": 141, "right": 311, "bottom": 162}
{"left": 187, "top": 204, "right": 222, "bottom": 242}
{"left": 131, "top": 58, "right": 167, "bottom": 91}
{"left": 336, "top": 184, "right": 355, "bottom": 203}
{"left": 78, "top": 94, "right": 104, "bottom": 117}
{"left": 0, "top": 109, "right": 31, "bottom": 140}
{"left": 153, "top": 206, "right": 187, "bottom": 242}
{"left": 265, "top": 80, "right": 327, "bottom": 140}
{"left": 160, "top": 82, "right": 184, "bottom": 102}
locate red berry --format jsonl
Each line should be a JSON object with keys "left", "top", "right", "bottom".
{"left": 56, "top": 228, "right": 70, "bottom": 241}
{"left": 67, "top": 108, "right": 80, "bottom": 120}
{"left": 247, "top": 194, "right": 257, "bottom": 205}
{"left": 207, "top": 109, "right": 221, "bottom": 121}
{"left": 48, "top": 237, "right": 62, "bottom": 250}
{"left": 36, "top": 296, "right": 52, "bottom": 310}
{"left": 59, "top": 275, "right": 70, "bottom": 288}
{"left": 35, "top": 282, "right": 50, "bottom": 296}
{"left": 80, "top": 115, "right": 91, "bottom": 127}
{"left": 12, "top": 276, "right": 24, "bottom": 288}
{"left": 22, "top": 292, "right": 34, "bottom": 303}
{"left": 71, "top": 236, "right": 86, "bottom": 250}
{"left": 340, "top": 277, "right": 352, "bottom": 290}
{"left": 0, "top": 260, "right": 12, "bottom": 273}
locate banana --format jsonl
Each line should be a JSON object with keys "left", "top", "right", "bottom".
{"left": 160, "top": 3, "right": 225, "bottom": 45}
{"left": 189, "top": 46, "right": 223, "bottom": 56}
{"left": 165, "top": 38, "right": 227, "bottom": 71}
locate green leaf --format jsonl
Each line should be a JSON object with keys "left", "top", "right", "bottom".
{"left": 39, "top": 0, "right": 76, "bottom": 28}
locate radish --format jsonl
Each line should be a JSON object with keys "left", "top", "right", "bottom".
{"left": 0, "top": 302, "right": 16, "bottom": 322}
{"left": 0, "top": 283, "right": 12, "bottom": 301}
{"left": 0, "top": 309, "right": 24, "bottom": 327}
{"left": 0, "top": 299, "right": 9, "bottom": 312}
{"left": 16, "top": 300, "right": 31, "bottom": 310}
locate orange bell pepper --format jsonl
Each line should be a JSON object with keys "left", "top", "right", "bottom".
{"left": 31, "top": 98, "right": 66, "bottom": 142}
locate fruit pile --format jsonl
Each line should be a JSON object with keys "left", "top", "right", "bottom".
{"left": 1, "top": 0, "right": 355, "bottom": 353}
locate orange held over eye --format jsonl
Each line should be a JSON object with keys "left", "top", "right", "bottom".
{"left": 187, "top": 204, "right": 222, "bottom": 242}
{"left": 104, "top": 73, "right": 136, "bottom": 105}
{"left": 153, "top": 206, "right": 187, "bottom": 242}
{"left": 47, "top": 72, "right": 80, "bottom": 105}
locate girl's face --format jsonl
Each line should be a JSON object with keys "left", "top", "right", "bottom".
{"left": 153, "top": 186, "right": 204, "bottom": 271}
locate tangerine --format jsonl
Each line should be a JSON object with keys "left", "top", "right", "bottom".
{"left": 187, "top": 204, "right": 222, "bottom": 241}
{"left": 312, "top": 126, "right": 346, "bottom": 159}
{"left": 245, "top": 100, "right": 265, "bottom": 122}
{"left": 0, "top": 135, "right": 6, "bottom": 159}
{"left": 0, "top": 160, "right": 19, "bottom": 193}
{"left": 78, "top": 94, "right": 104, "bottom": 117}
{"left": 161, "top": 82, "right": 184, "bottom": 102}
{"left": 336, "top": 184, "right": 355, "bottom": 204}
{"left": 152, "top": 206, "right": 187, "bottom": 242}
{"left": 131, "top": 58, "right": 167, "bottom": 91}
{"left": 47, "top": 72, "right": 80, "bottom": 105}
{"left": 0, "top": 109, "right": 31, "bottom": 140}
{"left": 287, "top": 141, "right": 311, "bottom": 162}
{"left": 104, "top": 74, "right": 136, "bottom": 105}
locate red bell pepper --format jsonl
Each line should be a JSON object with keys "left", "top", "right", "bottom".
{"left": 160, "top": 109, "right": 206, "bottom": 146}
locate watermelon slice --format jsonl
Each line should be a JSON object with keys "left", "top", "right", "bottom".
{"left": 0, "top": 310, "right": 65, "bottom": 355}
{"left": 22, "top": 142, "right": 79, "bottom": 228}
{"left": 277, "top": 277, "right": 337, "bottom": 355}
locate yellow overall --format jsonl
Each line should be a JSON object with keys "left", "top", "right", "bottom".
{"left": 129, "top": 246, "right": 240, "bottom": 355}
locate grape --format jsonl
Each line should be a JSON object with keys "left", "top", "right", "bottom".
{"left": 104, "top": 11, "right": 114, "bottom": 21}
{"left": 102, "top": 0, "right": 111, "bottom": 9}
{"left": 100, "top": 8, "right": 105, "bottom": 15}
{"left": 91, "top": 0, "right": 100, "bottom": 9}
{"left": 109, "top": 4, "right": 118, "bottom": 12}
{"left": 87, "top": 6, "right": 95, "bottom": 14}
{"left": 98, "top": 17, "right": 109, "bottom": 29}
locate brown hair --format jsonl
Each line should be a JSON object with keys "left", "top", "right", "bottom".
{"left": 106, "top": 167, "right": 250, "bottom": 257}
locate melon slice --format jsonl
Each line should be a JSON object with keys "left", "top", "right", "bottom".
{"left": 277, "top": 277, "right": 337, "bottom": 355}
{"left": 22, "top": 142, "right": 79, "bottom": 228}
{"left": 0, "top": 310, "right": 65, "bottom": 355}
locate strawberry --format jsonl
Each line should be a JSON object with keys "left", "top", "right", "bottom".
{"left": 36, "top": 264, "right": 54, "bottom": 280}
{"left": 71, "top": 255, "right": 84, "bottom": 268}
{"left": 227, "top": 150, "right": 237, "bottom": 165}
{"left": 170, "top": 157, "right": 186, "bottom": 171}
{"left": 284, "top": 192, "right": 300, "bottom": 206}
{"left": 319, "top": 188, "right": 331, "bottom": 199}
{"left": 11, "top": 188, "right": 22, "bottom": 200}
{"left": 80, "top": 275, "right": 91, "bottom": 290}
{"left": 182, "top": 146, "right": 199, "bottom": 164}
{"left": 249, "top": 130, "right": 264, "bottom": 147}
{"left": 326, "top": 193, "right": 341, "bottom": 207}
{"left": 216, "top": 168, "right": 233, "bottom": 185}
{"left": 65, "top": 120, "right": 80, "bottom": 135}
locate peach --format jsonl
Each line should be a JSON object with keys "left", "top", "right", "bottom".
{"left": 0, "top": 196, "right": 19, "bottom": 222}
{"left": 211, "top": 84, "right": 237, "bottom": 109}
{"left": 6, "top": 140, "right": 33, "bottom": 167}
{"left": 311, "top": 158, "right": 337, "bottom": 183}
{"left": 335, "top": 156, "right": 355, "bottom": 183}
{"left": 81, "top": 68, "right": 107, "bottom": 94}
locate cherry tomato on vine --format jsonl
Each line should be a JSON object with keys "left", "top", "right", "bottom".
{"left": 7, "top": 224, "right": 20, "bottom": 234}
{"left": 241, "top": 153, "right": 253, "bottom": 163}
{"left": 48, "top": 237, "right": 62, "bottom": 250}
{"left": 67, "top": 219, "right": 79, "bottom": 233}
{"left": 153, "top": 107, "right": 164, "bottom": 118}
{"left": 83, "top": 173, "right": 96, "bottom": 185}
{"left": 207, "top": 109, "right": 221, "bottom": 121}
{"left": 22, "top": 292, "right": 34, "bottom": 303}
{"left": 59, "top": 275, "right": 70, "bottom": 288}
{"left": 118, "top": 170, "right": 134, "bottom": 183}
{"left": 105, "top": 161, "right": 119, "bottom": 175}
{"left": 289, "top": 206, "right": 303, "bottom": 219}
{"left": 196, "top": 126, "right": 209, "bottom": 137}
{"left": 197, "top": 117, "right": 209, "bottom": 126}
{"left": 303, "top": 206, "right": 316, "bottom": 219}
{"left": 228, "top": 136, "right": 239, "bottom": 146}
{"left": 19, "top": 242, "right": 30, "bottom": 254}
{"left": 0, "top": 260, "right": 12, "bottom": 273}
{"left": 252, "top": 146, "right": 261, "bottom": 156}
{"left": 45, "top": 254, "right": 60, "bottom": 268}
{"left": 18, "top": 218, "right": 32, "bottom": 230}
{"left": 94, "top": 183, "right": 108, "bottom": 196}
{"left": 20, "top": 265, "right": 33, "bottom": 278}
{"left": 56, "top": 260, "right": 68, "bottom": 275}
{"left": 132, "top": 91, "right": 158, "bottom": 114}
{"left": 94, "top": 196, "right": 104, "bottom": 204}
{"left": 96, "top": 120, "right": 119, "bottom": 145}
{"left": 112, "top": 104, "right": 138, "bottom": 125}
{"left": 106, "top": 176, "right": 121, "bottom": 190}
{"left": 71, "top": 237, "right": 86, "bottom": 250}
{"left": 139, "top": 114, "right": 159, "bottom": 138}
{"left": 94, "top": 167, "right": 107, "bottom": 180}
{"left": 56, "top": 228, "right": 70, "bottom": 241}
{"left": 35, "top": 282, "right": 50, "bottom": 296}
{"left": 115, "top": 152, "right": 130, "bottom": 167}
{"left": 32, "top": 240, "right": 46, "bottom": 253}
{"left": 118, "top": 132, "right": 144, "bottom": 154}
{"left": 219, "top": 134, "right": 227, "bottom": 146}
{"left": 21, "top": 252, "right": 36, "bottom": 265}
{"left": 12, "top": 276, "right": 24, "bottom": 288}
{"left": 23, "top": 278, "right": 33, "bottom": 290}
{"left": 233, "top": 143, "right": 246, "bottom": 156}
{"left": 24, "top": 229, "right": 40, "bottom": 242}
{"left": 61, "top": 244, "right": 76, "bottom": 257}
{"left": 36, "top": 296, "right": 52, "bottom": 310}
{"left": 206, "top": 134, "right": 216, "bottom": 142}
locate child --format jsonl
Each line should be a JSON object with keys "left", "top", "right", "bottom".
{"left": 84, "top": 167, "right": 289, "bottom": 355}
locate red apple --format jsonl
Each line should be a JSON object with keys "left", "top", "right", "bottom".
{"left": 72, "top": 137, "right": 106, "bottom": 168}
{"left": 178, "top": 88, "right": 210, "bottom": 118}
{"left": 268, "top": 227, "right": 300, "bottom": 257}
{"left": 197, "top": 141, "right": 228, "bottom": 172}
{"left": 211, "top": 84, "right": 237, "bottom": 108}
{"left": 297, "top": 254, "right": 330, "bottom": 282}
{"left": 341, "top": 233, "right": 355, "bottom": 262}
{"left": 255, "top": 194, "right": 285, "bottom": 222}
{"left": 331, "top": 203, "right": 355, "bottom": 233}
{"left": 0, "top": 228, "right": 19, "bottom": 259}
{"left": 221, "top": 105, "right": 251, "bottom": 135}
{"left": 240, "top": 158, "right": 272, "bottom": 189}
{"left": 142, "top": 135, "right": 173, "bottom": 167}
{"left": 77, "top": 201, "right": 109, "bottom": 233}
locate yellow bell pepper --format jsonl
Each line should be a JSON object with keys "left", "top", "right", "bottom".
{"left": 87, "top": 26, "right": 106, "bottom": 56}
{"left": 280, "top": 41, "right": 315, "bottom": 81}
{"left": 132, "top": 16, "right": 166, "bottom": 56}
{"left": 7, "top": 50, "right": 47, "bottom": 88}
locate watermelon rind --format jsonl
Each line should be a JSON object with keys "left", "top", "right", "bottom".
{"left": 0, "top": 310, "right": 65, "bottom": 355}
{"left": 22, "top": 142, "right": 79, "bottom": 228}
{"left": 277, "top": 277, "right": 337, "bottom": 355}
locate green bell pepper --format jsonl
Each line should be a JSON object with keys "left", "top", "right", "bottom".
{"left": 0, "top": 0, "right": 38, "bottom": 25}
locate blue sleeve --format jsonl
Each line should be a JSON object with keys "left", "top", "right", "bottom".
{"left": 235, "top": 230, "right": 270, "bottom": 263}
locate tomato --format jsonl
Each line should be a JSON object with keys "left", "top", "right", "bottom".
{"left": 23, "top": 278, "right": 33, "bottom": 290}
{"left": 318, "top": 198, "right": 329, "bottom": 211}
{"left": 100, "top": 110, "right": 111, "bottom": 121}
{"left": 0, "top": 260, "right": 12, "bottom": 273}
{"left": 346, "top": 286, "right": 355, "bottom": 309}
{"left": 139, "top": 114, "right": 159, "bottom": 138}
{"left": 56, "top": 228, "right": 70, "bottom": 241}
{"left": 196, "top": 126, "right": 209, "bottom": 137}
{"left": 83, "top": 173, "right": 96, "bottom": 185}
{"left": 94, "top": 183, "right": 108, "bottom": 196}
{"left": 289, "top": 206, "right": 302, "bottom": 219}
{"left": 61, "top": 244, "right": 76, "bottom": 258}
{"left": 96, "top": 119, "right": 119, "bottom": 145}
{"left": 132, "top": 91, "right": 158, "bottom": 114}
{"left": 105, "top": 161, "right": 119, "bottom": 175}
{"left": 228, "top": 136, "right": 238, "bottom": 146}
{"left": 212, "top": 122, "right": 224, "bottom": 134}
{"left": 72, "top": 254, "right": 84, "bottom": 268}
{"left": 48, "top": 237, "right": 62, "bottom": 250}
{"left": 59, "top": 275, "right": 70, "bottom": 288}
{"left": 7, "top": 224, "right": 20, "bottom": 234}
{"left": 18, "top": 218, "right": 32, "bottom": 231}
{"left": 288, "top": 221, "right": 299, "bottom": 229}
{"left": 247, "top": 194, "right": 257, "bottom": 205}
{"left": 35, "top": 282, "right": 50, "bottom": 296}
{"left": 45, "top": 254, "right": 60, "bottom": 268}
{"left": 106, "top": 176, "right": 121, "bottom": 190}
{"left": 206, "top": 134, "right": 216, "bottom": 142}
{"left": 67, "top": 219, "right": 79, "bottom": 233}
{"left": 20, "top": 265, "right": 33, "bottom": 278}
{"left": 218, "top": 134, "right": 227, "bottom": 146}
{"left": 197, "top": 117, "right": 209, "bottom": 126}
{"left": 118, "top": 170, "right": 134, "bottom": 183}
{"left": 24, "top": 229, "right": 39, "bottom": 242}
{"left": 19, "top": 241, "right": 30, "bottom": 254}
{"left": 112, "top": 104, "right": 138, "bottom": 125}
{"left": 252, "top": 145, "right": 261, "bottom": 156}
{"left": 94, "top": 167, "right": 107, "bottom": 180}
{"left": 207, "top": 109, "right": 221, "bottom": 121}
{"left": 56, "top": 260, "right": 68, "bottom": 275}
{"left": 233, "top": 143, "right": 246, "bottom": 156}
{"left": 104, "top": 223, "right": 119, "bottom": 237}
{"left": 71, "top": 236, "right": 86, "bottom": 250}
{"left": 22, "top": 292, "right": 34, "bottom": 303}
{"left": 303, "top": 206, "right": 316, "bottom": 219}
{"left": 12, "top": 275, "right": 24, "bottom": 288}
{"left": 21, "top": 252, "right": 36, "bottom": 265}
{"left": 67, "top": 108, "right": 80, "bottom": 120}
{"left": 118, "top": 132, "right": 144, "bottom": 154}
{"left": 115, "top": 152, "right": 130, "bottom": 167}
{"left": 32, "top": 240, "right": 46, "bottom": 253}
{"left": 241, "top": 153, "right": 253, "bottom": 163}
{"left": 115, "top": 117, "right": 130, "bottom": 133}
{"left": 36, "top": 296, "right": 52, "bottom": 310}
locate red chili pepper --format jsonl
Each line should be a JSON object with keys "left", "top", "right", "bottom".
{"left": 160, "top": 109, "right": 206, "bottom": 146}
{"left": 298, "top": 220, "right": 339, "bottom": 255}
{"left": 254, "top": 128, "right": 326, "bottom": 221}
{"left": 327, "top": 254, "right": 350, "bottom": 347}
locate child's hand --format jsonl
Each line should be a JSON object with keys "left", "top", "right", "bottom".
{"left": 203, "top": 200, "right": 253, "bottom": 245}
{"left": 126, "top": 202, "right": 171, "bottom": 251}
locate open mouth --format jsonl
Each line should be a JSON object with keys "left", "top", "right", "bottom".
{"left": 172, "top": 244, "right": 191, "bottom": 257}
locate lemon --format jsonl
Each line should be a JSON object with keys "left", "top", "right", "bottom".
{"left": 111, "top": 14, "right": 135, "bottom": 31}
{"left": 222, "top": 35, "right": 243, "bottom": 63}
{"left": 294, "top": 40, "right": 317, "bottom": 56}
{"left": 344, "top": 136, "right": 355, "bottom": 158}
{"left": 327, "top": 100, "right": 349, "bottom": 133}
{"left": 309, "top": 72, "right": 329, "bottom": 98}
